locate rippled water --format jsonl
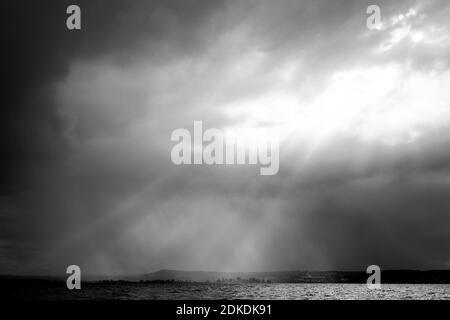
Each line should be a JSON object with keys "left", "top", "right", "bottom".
{"left": 12, "top": 282, "right": 450, "bottom": 300}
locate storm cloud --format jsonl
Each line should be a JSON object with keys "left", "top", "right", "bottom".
{"left": 1, "top": 0, "right": 450, "bottom": 276}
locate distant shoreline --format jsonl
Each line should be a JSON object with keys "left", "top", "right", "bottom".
{"left": 2, "top": 269, "right": 450, "bottom": 284}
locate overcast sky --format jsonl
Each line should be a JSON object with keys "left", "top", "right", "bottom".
{"left": 2, "top": 0, "right": 450, "bottom": 276}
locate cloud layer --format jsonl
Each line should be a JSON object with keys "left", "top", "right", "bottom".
{"left": 2, "top": 0, "right": 450, "bottom": 275}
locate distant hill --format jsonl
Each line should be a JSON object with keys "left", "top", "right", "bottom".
{"left": 125, "top": 270, "right": 231, "bottom": 282}
{"left": 122, "top": 269, "right": 450, "bottom": 284}
{"left": 2, "top": 269, "right": 450, "bottom": 284}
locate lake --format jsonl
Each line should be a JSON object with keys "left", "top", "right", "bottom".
{"left": 7, "top": 281, "right": 450, "bottom": 300}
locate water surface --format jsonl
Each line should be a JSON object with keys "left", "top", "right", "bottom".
{"left": 10, "top": 282, "right": 450, "bottom": 300}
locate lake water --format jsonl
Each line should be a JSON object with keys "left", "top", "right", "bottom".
{"left": 11, "top": 282, "right": 450, "bottom": 300}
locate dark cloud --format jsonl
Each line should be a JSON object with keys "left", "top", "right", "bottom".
{"left": 1, "top": 0, "right": 450, "bottom": 275}
{"left": 1, "top": 0, "right": 229, "bottom": 274}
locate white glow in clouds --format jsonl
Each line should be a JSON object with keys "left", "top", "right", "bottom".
{"left": 224, "top": 64, "right": 450, "bottom": 148}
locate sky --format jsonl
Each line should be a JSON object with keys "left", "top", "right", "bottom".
{"left": 1, "top": 0, "right": 450, "bottom": 276}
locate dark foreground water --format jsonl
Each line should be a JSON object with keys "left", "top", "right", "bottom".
{"left": 6, "top": 282, "right": 450, "bottom": 300}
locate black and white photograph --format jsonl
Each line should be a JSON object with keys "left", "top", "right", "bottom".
{"left": 1, "top": 0, "right": 450, "bottom": 309}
